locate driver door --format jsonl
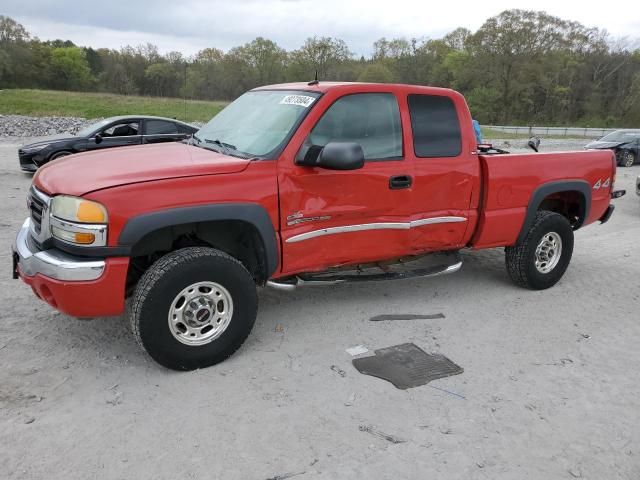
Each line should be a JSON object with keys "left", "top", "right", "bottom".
{"left": 278, "top": 91, "right": 415, "bottom": 275}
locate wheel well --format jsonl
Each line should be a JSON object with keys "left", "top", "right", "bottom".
{"left": 125, "top": 220, "right": 268, "bottom": 295}
{"left": 538, "top": 190, "right": 586, "bottom": 227}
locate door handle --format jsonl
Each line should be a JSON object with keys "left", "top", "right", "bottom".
{"left": 389, "top": 175, "right": 412, "bottom": 190}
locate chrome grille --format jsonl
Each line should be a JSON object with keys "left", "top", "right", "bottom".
{"left": 29, "top": 192, "right": 45, "bottom": 233}
{"left": 27, "top": 187, "right": 51, "bottom": 242}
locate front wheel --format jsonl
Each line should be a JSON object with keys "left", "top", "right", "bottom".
{"left": 129, "top": 247, "right": 258, "bottom": 370}
{"left": 505, "top": 211, "right": 574, "bottom": 290}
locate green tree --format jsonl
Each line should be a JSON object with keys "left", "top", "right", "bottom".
{"left": 288, "top": 37, "right": 352, "bottom": 80}
{"left": 145, "top": 62, "right": 179, "bottom": 97}
{"left": 357, "top": 63, "right": 394, "bottom": 83}
{"left": 50, "top": 47, "right": 94, "bottom": 90}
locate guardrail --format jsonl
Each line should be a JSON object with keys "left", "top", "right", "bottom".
{"left": 485, "top": 125, "right": 617, "bottom": 138}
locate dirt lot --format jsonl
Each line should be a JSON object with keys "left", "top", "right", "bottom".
{"left": 1, "top": 138, "right": 639, "bottom": 480}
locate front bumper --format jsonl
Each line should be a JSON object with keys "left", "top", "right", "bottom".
{"left": 12, "top": 218, "right": 129, "bottom": 317}
{"left": 18, "top": 151, "right": 42, "bottom": 172}
{"left": 13, "top": 218, "right": 105, "bottom": 281}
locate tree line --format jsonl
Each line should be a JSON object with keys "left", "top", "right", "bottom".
{"left": 1, "top": 11, "right": 639, "bottom": 126}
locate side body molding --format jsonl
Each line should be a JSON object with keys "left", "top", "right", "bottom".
{"left": 517, "top": 180, "right": 591, "bottom": 244}
{"left": 118, "top": 203, "right": 279, "bottom": 276}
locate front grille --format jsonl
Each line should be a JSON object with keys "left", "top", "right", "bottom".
{"left": 29, "top": 193, "right": 45, "bottom": 233}
{"left": 28, "top": 187, "right": 50, "bottom": 240}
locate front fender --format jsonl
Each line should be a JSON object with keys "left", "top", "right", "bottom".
{"left": 118, "top": 203, "right": 279, "bottom": 277}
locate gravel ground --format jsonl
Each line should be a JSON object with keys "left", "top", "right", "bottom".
{"left": 0, "top": 115, "right": 96, "bottom": 137}
{"left": 1, "top": 137, "right": 639, "bottom": 480}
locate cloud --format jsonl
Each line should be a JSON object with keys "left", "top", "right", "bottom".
{"left": 4, "top": 0, "right": 639, "bottom": 56}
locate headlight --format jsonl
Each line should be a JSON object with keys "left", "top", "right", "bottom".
{"left": 21, "top": 144, "right": 50, "bottom": 154}
{"left": 50, "top": 196, "right": 108, "bottom": 246}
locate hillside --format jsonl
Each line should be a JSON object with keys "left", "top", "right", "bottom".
{"left": 0, "top": 89, "right": 227, "bottom": 123}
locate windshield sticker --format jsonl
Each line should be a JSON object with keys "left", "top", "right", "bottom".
{"left": 280, "top": 95, "right": 316, "bottom": 108}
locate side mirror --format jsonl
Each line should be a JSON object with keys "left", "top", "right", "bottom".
{"left": 94, "top": 134, "right": 103, "bottom": 145}
{"left": 527, "top": 136, "right": 540, "bottom": 152}
{"left": 297, "top": 142, "right": 364, "bottom": 170}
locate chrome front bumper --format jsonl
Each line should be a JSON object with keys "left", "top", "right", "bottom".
{"left": 12, "top": 218, "right": 105, "bottom": 281}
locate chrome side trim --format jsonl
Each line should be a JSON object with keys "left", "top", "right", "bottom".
{"left": 13, "top": 218, "right": 106, "bottom": 281}
{"left": 285, "top": 216, "right": 467, "bottom": 243}
{"left": 409, "top": 216, "right": 468, "bottom": 228}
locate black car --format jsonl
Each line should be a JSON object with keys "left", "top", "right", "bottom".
{"left": 585, "top": 130, "right": 640, "bottom": 167}
{"left": 19, "top": 115, "right": 198, "bottom": 171}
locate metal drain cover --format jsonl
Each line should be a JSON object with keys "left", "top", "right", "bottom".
{"left": 352, "top": 343, "right": 463, "bottom": 390}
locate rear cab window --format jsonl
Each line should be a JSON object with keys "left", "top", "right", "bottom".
{"left": 298, "top": 93, "right": 403, "bottom": 162}
{"left": 408, "top": 94, "right": 461, "bottom": 158}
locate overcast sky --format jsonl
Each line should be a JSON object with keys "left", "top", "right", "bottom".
{"left": 4, "top": 0, "right": 639, "bottom": 56}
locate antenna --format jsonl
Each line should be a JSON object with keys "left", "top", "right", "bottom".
{"left": 308, "top": 70, "right": 319, "bottom": 86}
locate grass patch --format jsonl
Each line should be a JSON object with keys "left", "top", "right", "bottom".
{"left": 0, "top": 89, "right": 228, "bottom": 123}
{"left": 482, "top": 127, "right": 530, "bottom": 140}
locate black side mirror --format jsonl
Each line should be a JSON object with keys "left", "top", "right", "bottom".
{"left": 94, "top": 134, "right": 103, "bottom": 145}
{"left": 297, "top": 142, "right": 365, "bottom": 170}
{"left": 527, "top": 136, "right": 540, "bottom": 152}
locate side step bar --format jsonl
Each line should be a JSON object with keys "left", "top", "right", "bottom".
{"left": 266, "top": 255, "right": 463, "bottom": 291}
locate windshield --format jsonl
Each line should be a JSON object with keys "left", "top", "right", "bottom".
{"left": 77, "top": 119, "right": 113, "bottom": 137}
{"left": 599, "top": 131, "right": 640, "bottom": 142}
{"left": 195, "top": 90, "right": 320, "bottom": 158}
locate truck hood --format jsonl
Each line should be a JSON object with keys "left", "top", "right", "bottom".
{"left": 34, "top": 142, "right": 251, "bottom": 196}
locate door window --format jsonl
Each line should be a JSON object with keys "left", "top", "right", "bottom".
{"left": 145, "top": 120, "right": 179, "bottom": 135}
{"left": 299, "top": 93, "right": 402, "bottom": 161}
{"left": 408, "top": 95, "right": 461, "bottom": 158}
{"left": 101, "top": 122, "right": 139, "bottom": 137}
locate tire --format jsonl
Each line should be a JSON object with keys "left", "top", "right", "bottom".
{"left": 622, "top": 150, "right": 636, "bottom": 167}
{"left": 505, "top": 210, "right": 574, "bottom": 290}
{"left": 130, "top": 247, "right": 258, "bottom": 370}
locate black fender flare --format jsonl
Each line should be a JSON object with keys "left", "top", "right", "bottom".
{"left": 516, "top": 180, "right": 591, "bottom": 244}
{"left": 118, "top": 203, "right": 279, "bottom": 277}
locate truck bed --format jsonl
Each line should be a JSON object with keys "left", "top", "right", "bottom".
{"left": 471, "top": 150, "right": 615, "bottom": 249}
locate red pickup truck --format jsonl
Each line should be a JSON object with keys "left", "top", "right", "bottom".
{"left": 13, "top": 82, "right": 623, "bottom": 370}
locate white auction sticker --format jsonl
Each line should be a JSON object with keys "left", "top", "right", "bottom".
{"left": 280, "top": 95, "right": 316, "bottom": 108}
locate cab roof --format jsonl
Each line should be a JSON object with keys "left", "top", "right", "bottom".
{"left": 252, "top": 81, "right": 457, "bottom": 96}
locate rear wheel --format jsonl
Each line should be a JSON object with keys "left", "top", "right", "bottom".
{"left": 505, "top": 210, "right": 574, "bottom": 290}
{"left": 130, "top": 247, "right": 258, "bottom": 370}
{"left": 622, "top": 150, "right": 636, "bottom": 167}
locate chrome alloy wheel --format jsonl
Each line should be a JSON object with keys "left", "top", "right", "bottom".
{"left": 534, "top": 232, "right": 562, "bottom": 274}
{"left": 168, "top": 281, "right": 233, "bottom": 346}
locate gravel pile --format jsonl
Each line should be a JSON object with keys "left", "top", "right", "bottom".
{"left": 0, "top": 115, "right": 97, "bottom": 137}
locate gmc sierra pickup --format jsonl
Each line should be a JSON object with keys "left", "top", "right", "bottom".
{"left": 12, "top": 82, "right": 624, "bottom": 370}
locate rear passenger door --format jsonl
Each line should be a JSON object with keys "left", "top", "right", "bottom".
{"left": 406, "top": 93, "right": 480, "bottom": 252}
{"left": 142, "top": 119, "right": 189, "bottom": 144}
